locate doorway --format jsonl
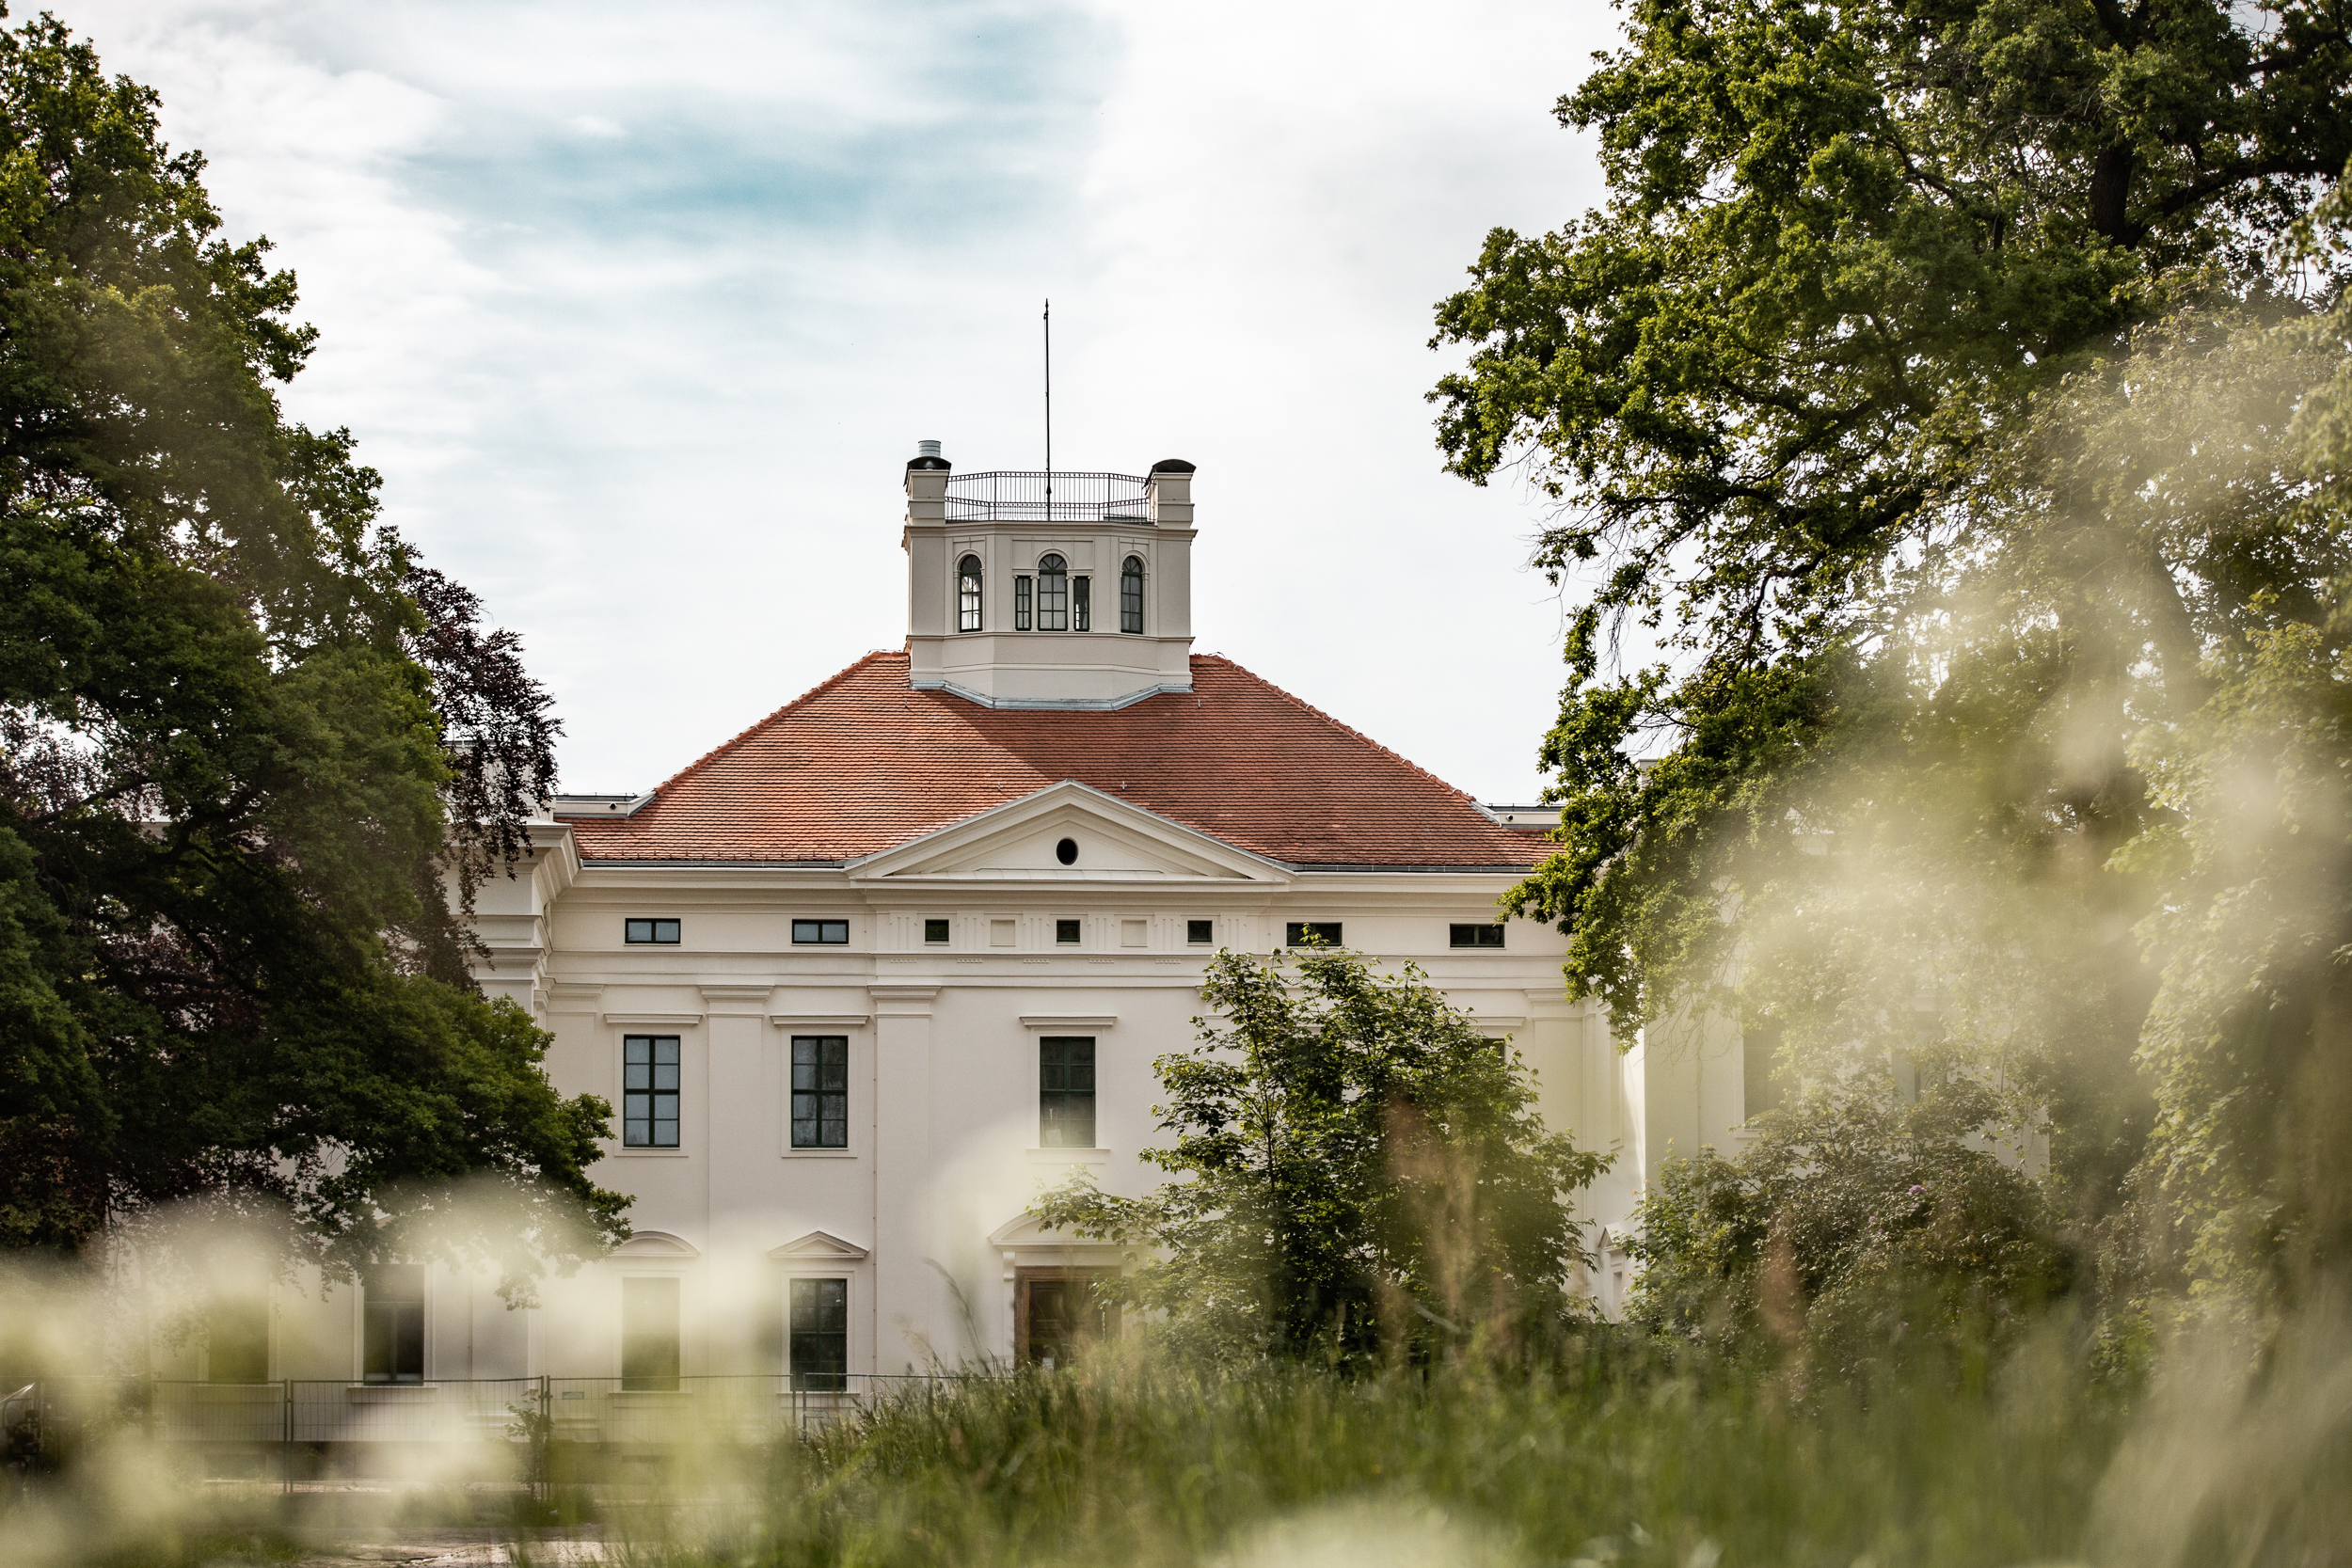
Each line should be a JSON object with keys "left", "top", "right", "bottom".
{"left": 1015, "top": 1268, "right": 1117, "bottom": 1370}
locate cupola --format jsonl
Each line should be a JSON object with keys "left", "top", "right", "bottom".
{"left": 900, "top": 445, "right": 1197, "bottom": 709}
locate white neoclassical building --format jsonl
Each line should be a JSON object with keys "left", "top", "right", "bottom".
{"left": 153, "top": 448, "right": 1752, "bottom": 1402}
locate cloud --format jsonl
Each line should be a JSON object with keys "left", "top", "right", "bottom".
{"left": 53, "top": 0, "right": 1613, "bottom": 801}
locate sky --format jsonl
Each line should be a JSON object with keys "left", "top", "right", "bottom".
{"left": 63, "top": 0, "right": 1620, "bottom": 802}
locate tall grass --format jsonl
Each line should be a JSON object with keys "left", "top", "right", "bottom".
{"left": 18, "top": 1315, "right": 2351, "bottom": 1566}
{"left": 677, "top": 1332, "right": 2146, "bottom": 1568}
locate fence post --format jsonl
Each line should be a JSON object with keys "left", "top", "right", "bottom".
{"left": 535, "top": 1374, "right": 550, "bottom": 1508}
{"left": 281, "top": 1379, "right": 294, "bottom": 1497}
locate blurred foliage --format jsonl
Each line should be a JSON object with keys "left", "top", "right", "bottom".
{"left": 1037, "top": 946, "right": 1609, "bottom": 1367}
{"left": 1625, "top": 1081, "right": 2071, "bottom": 1370}
{"left": 1434, "top": 0, "right": 2352, "bottom": 1326}
{"left": 0, "top": 12, "right": 624, "bottom": 1283}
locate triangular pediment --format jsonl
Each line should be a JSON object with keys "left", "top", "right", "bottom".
{"left": 768, "top": 1229, "right": 870, "bottom": 1262}
{"left": 847, "top": 782, "right": 1289, "bottom": 885}
{"left": 987, "top": 1212, "right": 1127, "bottom": 1251}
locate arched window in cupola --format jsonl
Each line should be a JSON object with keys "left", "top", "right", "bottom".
{"left": 1120, "top": 555, "right": 1144, "bottom": 634}
{"left": 958, "top": 555, "right": 983, "bottom": 632}
{"left": 1037, "top": 553, "right": 1070, "bottom": 631}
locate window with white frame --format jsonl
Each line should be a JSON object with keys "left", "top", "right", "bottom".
{"left": 624, "top": 1036, "right": 681, "bottom": 1148}
{"left": 1120, "top": 556, "right": 1144, "bottom": 634}
{"left": 791, "top": 1036, "right": 849, "bottom": 1148}
{"left": 361, "top": 1263, "right": 425, "bottom": 1384}
{"left": 957, "top": 555, "right": 983, "bottom": 632}
{"left": 206, "top": 1285, "right": 268, "bottom": 1383}
{"left": 790, "top": 1278, "right": 849, "bottom": 1391}
{"left": 621, "top": 1275, "right": 680, "bottom": 1390}
{"left": 1040, "top": 1037, "right": 1096, "bottom": 1148}
{"left": 1037, "top": 554, "right": 1069, "bottom": 630}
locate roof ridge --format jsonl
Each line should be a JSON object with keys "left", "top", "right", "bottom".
{"left": 1192, "top": 655, "right": 1483, "bottom": 809}
{"left": 649, "top": 650, "right": 903, "bottom": 796}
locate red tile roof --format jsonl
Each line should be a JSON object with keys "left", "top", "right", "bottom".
{"left": 564, "top": 653, "right": 1545, "bottom": 870}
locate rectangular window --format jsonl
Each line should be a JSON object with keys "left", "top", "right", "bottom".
{"left": 924, "top": 917, "right": 950, "bottom": 943}
{"left": 1120, "top": 563, "right": 1144, "bottom": 635}
{"left": 1014, "top": 576, "right": 1032, "bottom": 630}
{"left": 1040, "top": 1037, "right": 1096, "bottom": 1148}
{"left": 624, "top": 1036, "right": 681, "bottom": 1148}
{"left": 1449, "top": 923, "right": 1506, "bottom": 949}
{"left": 625, "top": 918, "right": 680, "bottom": 945}
{"left": 791, "top": 1036, "right": 849, "bottom": 1148}
{"left": 361, "top": 1263, "right": 425, "bottom": 1385}
{"left": 1186, "top": 919, "right": 1214, "bottom": 945}
{"left": 792, "top": 919, "right": 850, "bottom": 945}
{"left": 1073, "top": 576, "right": 1091, "bottom": 631}
{"left": 621, "top": 1275, "right": 680, "bottom": 1391}
{"left": 1285, "top": 922, "right": 1343, "bottom": 947}
{"left": 1056, "top": 918, "right": 1082, "bottom": 944}
{"left": 1745, "top": 1017, "right": 1786, "bottom": 1119}
{"left": 789, "top": 1278, "right": 849, "bottom": 1392}
{"left": 207, "top": 1291, "right": 269, "bottom": 1383}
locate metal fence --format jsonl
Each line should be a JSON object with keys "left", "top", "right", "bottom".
{"left": 946, "top": 469, "right": 1152, "bottom": 522}
{"left": 6, "top": 1373, "right": 959, "bottom": 1489}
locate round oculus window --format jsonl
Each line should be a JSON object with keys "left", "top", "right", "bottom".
{"left": 1056, "top": 837, "right": 1078, "bottom": 865}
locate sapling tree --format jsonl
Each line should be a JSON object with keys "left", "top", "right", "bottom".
{"left": 1036, "top": 945, "right": 1608, "bottom": 1366}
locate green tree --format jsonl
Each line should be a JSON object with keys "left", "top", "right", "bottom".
{"left": 1036, "top": 946, "right": 1608, "bottom": 1366}
{"left": 1626, "top": 1082, "right": 2070, "bottom": 1370}
{"left": 1431, "top": 0, "right": 2352, "bottom": 1322}
{"left": 0, "top": 12, "right": 625, "bottom": 1282}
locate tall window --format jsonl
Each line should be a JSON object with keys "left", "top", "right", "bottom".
{"left": 207, "top": 1288, "right": 269, "bottom": 1383}
{"left": 791, "top": 1036, "right": 849, "bottom": 1148}
{"left": 1040, "top": 1037, "right": 1096, "bottom": 1148}
{"left": 624, "top": 1036, "right": 680, "bottom": 1148}
{"left": 1073, "top": 575, "right": 1091, "bottom": 631}
{"left": 361, "top": 1263, "right": 425, "bottom": 1384}
{"left": 957, "top": 555, "right": 983, "bottom": 632}
{"left": 1014, "top": 575, "right": 1033, "bottom": 629}
{"left": 621, "top": 1276, "right": 680, "bottom": 1391}
{"left": 1037, "top": 554, "right": 1069, "bottom": 630}
{"left": 1120, "top": 556, "right": 1144, "bottom": 633}
{"left": 790, "top": 1278, "right": 849, "bottom": 1391}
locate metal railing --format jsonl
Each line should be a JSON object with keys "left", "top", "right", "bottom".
{"left": 7, "top": 1373, "right": 964, "bottom": 1490}
{"left": 946, "top": 470, "right": 1152, "bottom": 522}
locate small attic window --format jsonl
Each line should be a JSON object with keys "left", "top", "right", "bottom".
{"left": 792, "top": 920, "right": 850, "bottom": 945}
{"left": 626, "top": 918, "right": 680, "bottom": 944}
{"left": 1056, "top": 837, "right": 1078, "bottom": 865}
{"left": 1286, "top": 922, "right": 1342, "bottom": 947}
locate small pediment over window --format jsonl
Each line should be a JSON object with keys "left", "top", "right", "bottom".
{"left": 767, "top": 1229, "right": 871, "bottom": 1262}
